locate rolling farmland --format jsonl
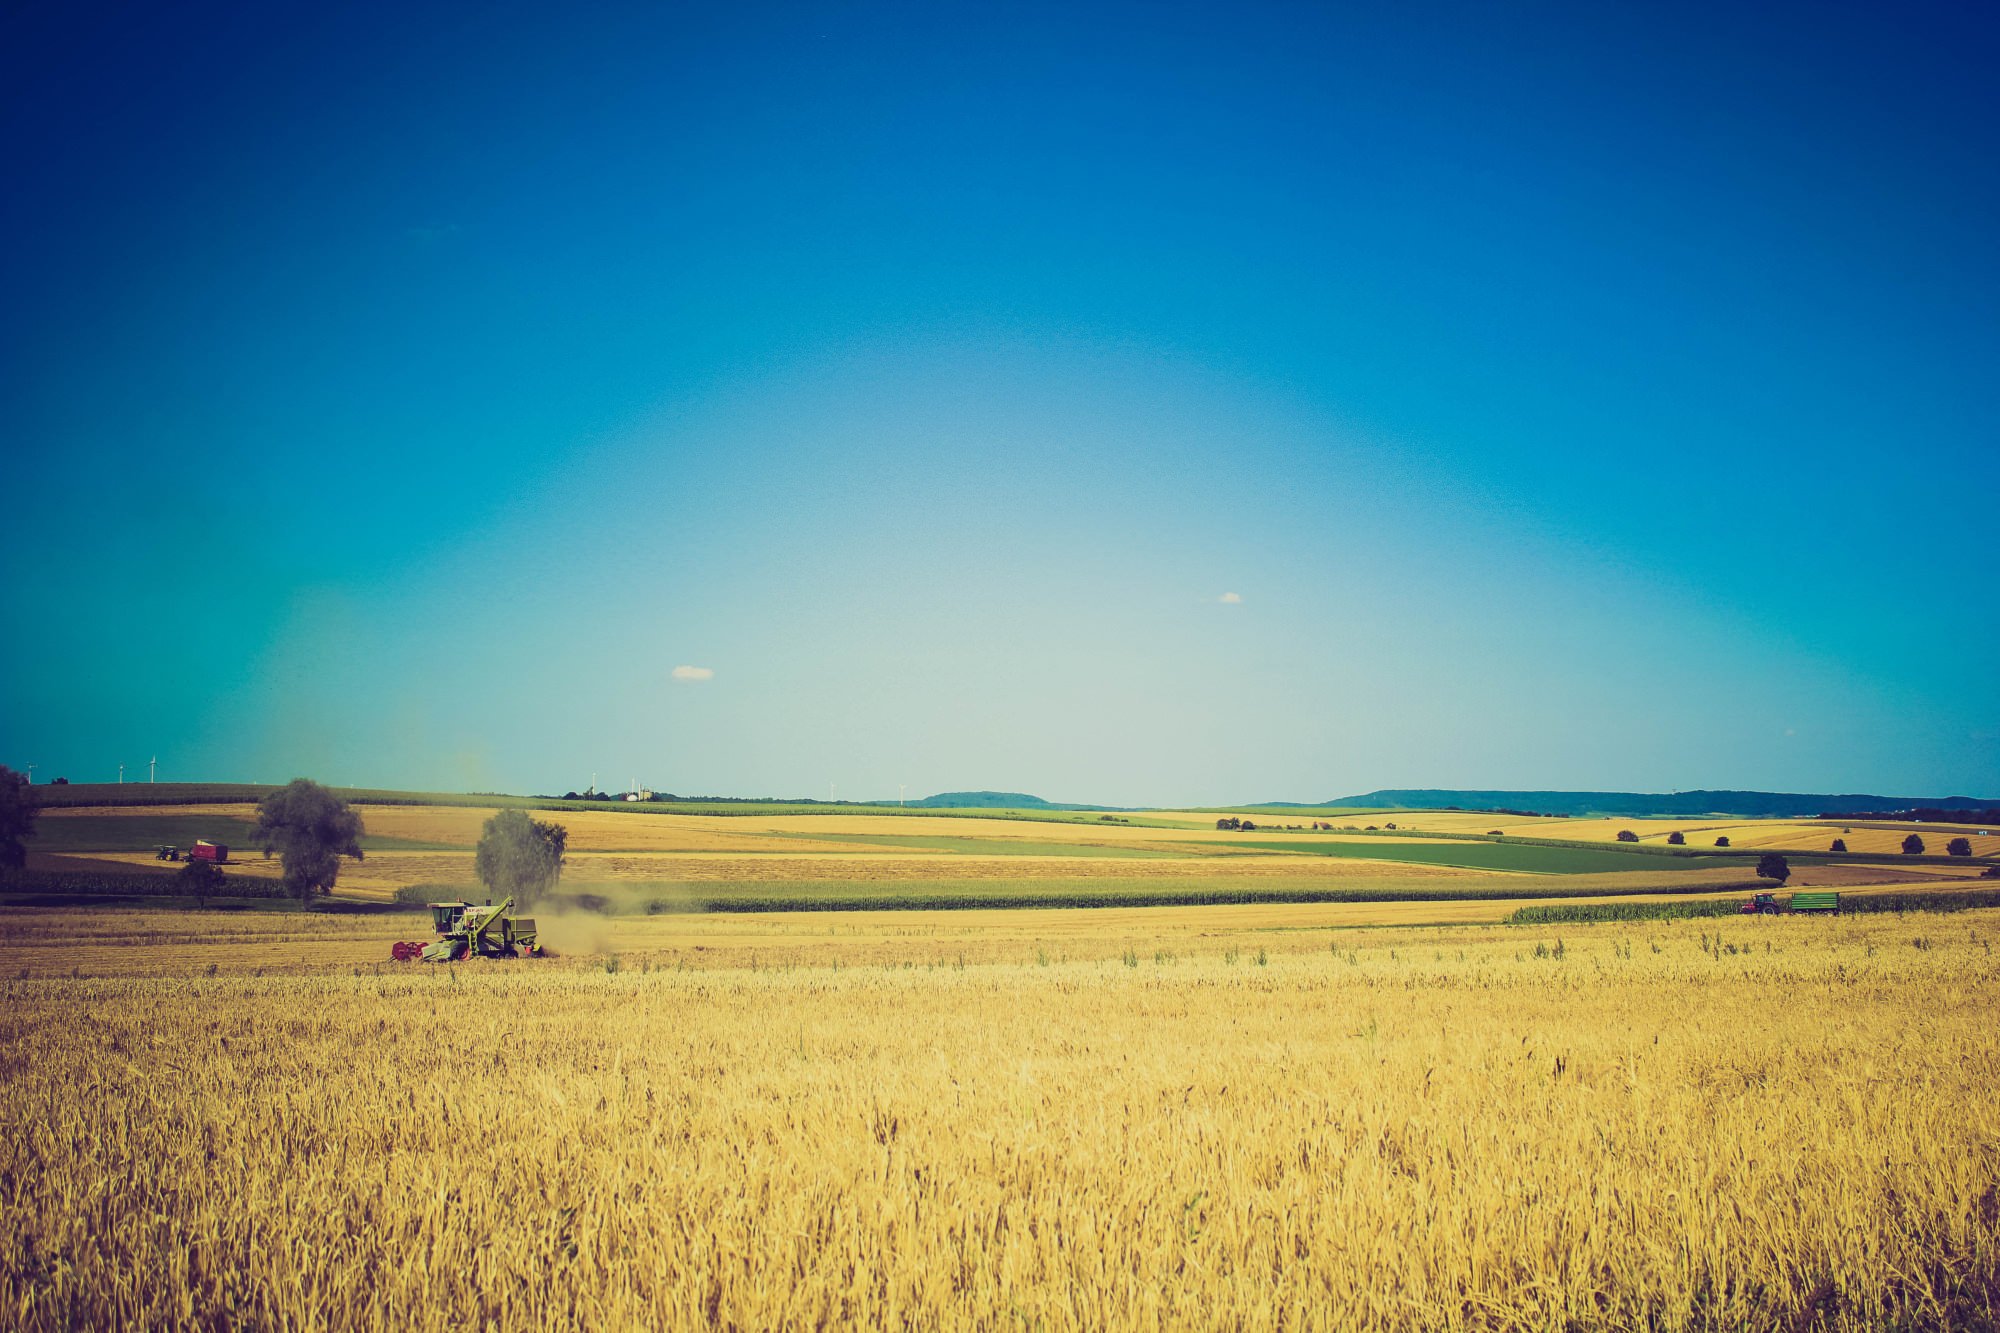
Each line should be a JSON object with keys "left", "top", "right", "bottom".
{"left": 7, "top": 796, "right": 1999, "bottom": 1325}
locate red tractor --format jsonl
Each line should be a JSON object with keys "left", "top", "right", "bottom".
{"left": 1740, "top": 891, "right": 1786, "bottom": 915}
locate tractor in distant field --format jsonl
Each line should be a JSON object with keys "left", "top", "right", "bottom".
{"left": 391, "top": 897, "right": 539, "bottom": 962}
{"left": 1740, "top": 892, "right": 1786, "bottom": 915}
{"left": 156, "top": 839, "right": 229, "bottom": 863}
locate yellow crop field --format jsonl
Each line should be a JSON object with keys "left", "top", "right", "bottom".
{"left": 3, "top": 904, "right": 1997, "bottom": 1329}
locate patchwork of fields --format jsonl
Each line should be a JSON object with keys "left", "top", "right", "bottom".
{"left": 20, "top": 801, "right": 1993, "bottom": 915}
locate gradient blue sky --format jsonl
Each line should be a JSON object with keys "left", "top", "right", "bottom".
{"left": 4, "top": 0, "right": 1995, "bottom": 804}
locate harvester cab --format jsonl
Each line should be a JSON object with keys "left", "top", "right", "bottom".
{"left": 391, "top": 897, "right": 540, "bottom": 962}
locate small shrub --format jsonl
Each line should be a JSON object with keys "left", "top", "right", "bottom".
{"left": 1902, "top": 834, "right": 1926, "bottom": 855}
{"left": 1946, "top": 837, "right": 1973, "bottom": 857}
{"left": 1667, "top": 832, "right": 1685, "bottom": 845}
{"left": 1714, "top": 836, "right": 1731, "bottom": 848}
{"left": 1616, "top": 830, "right": 1639, "bottom": 843}
{"left": 1830, "top": 839, "right": 1847, "bottom": 853}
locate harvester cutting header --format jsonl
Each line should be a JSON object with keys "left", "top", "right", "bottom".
{"left": 392, "top": 897, "right": 539, "bottom": 962}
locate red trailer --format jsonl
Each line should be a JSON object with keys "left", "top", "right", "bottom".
{"left": 188, "top": 840, "right": 230, "bottom": 865}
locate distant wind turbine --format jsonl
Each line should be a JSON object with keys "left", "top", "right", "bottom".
{"left": 149, "top": 756, "right": 157, "bottom": 783}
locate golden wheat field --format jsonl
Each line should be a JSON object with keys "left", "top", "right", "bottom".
{"left": 3, "top": 904, "right": 1998, "bottom": 1330}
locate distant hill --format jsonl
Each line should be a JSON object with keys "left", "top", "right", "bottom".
{"left": 1317, "top": 789, "right": 2000, "bottom": 818}
{"left": 911, "top": 791, "right": 1119, "bottom": 811}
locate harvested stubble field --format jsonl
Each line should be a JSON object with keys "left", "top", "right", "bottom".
{"left": 3, "top": 905, "right": 1998, "bottom": 1330}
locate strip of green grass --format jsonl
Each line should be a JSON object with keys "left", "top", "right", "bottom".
{"left": 515, "top": 867, "right": 1763, "bottom": 913}
{"left": 1510, "top": 889, "right": 2000, "bottom": 924}
{"left": 26, "top": 813, "right": 454, "bottom": 854}
{"left": 1209, "top": 838, "right": 1745, "bottom": 875}
{"left": 0, "top": 868, "right": 293, "bottom": 900}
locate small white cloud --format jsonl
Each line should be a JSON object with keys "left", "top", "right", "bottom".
{"left": 670, "top": 665, "right": 714, "bottom": 682}
{"left": 1219, "top": 592, "right": 1243, "bottom": 604}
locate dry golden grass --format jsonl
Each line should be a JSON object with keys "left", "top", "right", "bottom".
{"left": 2, "top": 904, "right": 1997, "bottom": 1329}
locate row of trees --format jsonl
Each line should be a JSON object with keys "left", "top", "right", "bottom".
{"left": 1901, "top": 834, "right": 1978, "bottom": 856}
{"left": 1821, "top": 807, "right": 2000, "bottom": 827}
{"left": 1635, "top": 828, "right": 1983, "bottom": 857}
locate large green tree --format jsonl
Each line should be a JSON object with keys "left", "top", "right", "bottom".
{"left": 0, "top": 764, "right": 36, "bottom": 870}
{"left": 255, "top": 779, "right": 364, "bottom": 900}
{"left": 474, "top": 808, "right": 567, "bottom": 906}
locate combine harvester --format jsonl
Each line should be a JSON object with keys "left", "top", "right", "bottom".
{"left": 392, "top": 897, "right": 540, "bottom": 962}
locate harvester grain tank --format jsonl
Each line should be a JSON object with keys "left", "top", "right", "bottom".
{"left": 391, "top": 897, "right": 539, "bottom": 962}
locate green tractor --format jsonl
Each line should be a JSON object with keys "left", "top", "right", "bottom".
{"left": 392, "top": 897, "right": 539, "bottom": 962}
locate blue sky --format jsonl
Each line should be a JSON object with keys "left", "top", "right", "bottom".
{"left": 3, "top": 0, "right": 1995, "bottom": 803}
